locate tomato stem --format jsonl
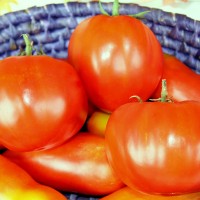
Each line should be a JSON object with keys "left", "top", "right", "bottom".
{"left": 99, "top": 0, "right": 120, "bottom": 16}
{"left": 130, "top": 11, "right": 151, "bottom": 19}
{"left": 19, "top": 34, "right": 46, "bottom": 56}
{"left": 99, "top": 0, "right": 150, "bottom": 18}
{"left": 129, "top": 95, "right": 143, "bottom": 103}
{"left": 160, "top": 79, "right": 168, "bottom": 102}
{"left": 112, "top": 0, "right": 120, "bottom": 16}
{"left": 22, "top": 34, "right": 33, "bottom": 56}
{"left": 99, "top": 1, "right": 110, "bottom": 16}
{"left": 149, "top": 79, "right": 172, "bottom": 102}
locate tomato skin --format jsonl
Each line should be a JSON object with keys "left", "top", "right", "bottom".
{"left": 101, "top": 187, "right": 200, "bottom": 200}
{"left": 0, "top": 144, "right": 5, "bottom": 150}
{"left": 88, "top": 100, "right": 99, "bottom": 117}
{"left": 152, "top": 54, "right": 200, "bottom": 102}
{"left": 0, "top": 56, "right": 88, "bottom": 152}
{"left": 0, "top": 155, "right": 67, "bottom": 200}
{"left": 105, "top": 101, "right": 200, "bottom": 195}
{"left": 68, "top": 15, "right": 164, "bottom": 112}
{"left": 3, "top": 132, "right": 124, "bottom": 196}
{"left": 87, "top": 111, "right": 110, "bottom": 137}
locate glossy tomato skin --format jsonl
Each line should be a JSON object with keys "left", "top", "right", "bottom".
{"left": 0, "top": 56, "right": 88, "bottom": 152}
{"left": 87, "top": 111, "right": 110, "bottom": 137}
{"left": 152, "top": 54, "right": 200, "bottom": 102}
{"left": 101, "top": 187, "right": 200, "bottom": 200}
{"left": 3, "top": 132, "right": 124, "bottom": 196}
{"left": 68, "top": 15, "right": 164, "bottom": 112}
{"left": 105, "top": 101, "right": 200, "bottom": 195}
{"left": 0, "top": 155, "right": 67, "bottom": 200}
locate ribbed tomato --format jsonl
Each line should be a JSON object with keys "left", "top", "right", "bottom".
{"left": 68, "top": 13, "right": 163, "bottom": 112}
{"left": 105, "top": 101, "right": 200, "bottom": 194}
{"left": 152, "top": 54, "right": 200, "bottom": 102}
{"left": 0, "top": 56, "right": 88, "bottom": 151}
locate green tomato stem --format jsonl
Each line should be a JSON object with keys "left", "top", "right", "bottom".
{"left": 149, "top": 79, "right": 172, "bottom": 102}
{"left": 99, "top": 0, "right": 120, "bottom": 16}
{"left": 112, "top": 0, "right": 120, "bottom": 16}
{"left": 160, "top": 79, "right": 168, "bottom": 102}
{"left": 99, "top": 0, "right": 149, "bottom": 18}
{"left": 22, "top": 34, "right": 33, "bottom": 56}
{"left": 99, "top": 1, "right": 110, "bottom": 16}
{"left": 130, "top": 11, "right": 151, "bottom": 19}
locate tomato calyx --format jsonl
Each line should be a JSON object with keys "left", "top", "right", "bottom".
{"left": 149, "top": 79, "right": 173, "bottom": 102}
{"left": 130, "top": 79, "right": 173, "bottom": 103}
{"left": 129, "top": 95, "right": 143, "bottom": 103}
{"left": 19, "top": 34, "right": 45, "bottom": 56}
{"left": 22, "top": 34, "right": 33, "bottom": 56}
{"left": 99, "top": 0, "right": 150, "bottom": 18}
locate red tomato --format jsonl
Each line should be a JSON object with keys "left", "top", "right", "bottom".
{"left": 87, "top": 100, "right": 99, "bottom": 117}
{"left": 101, "top": 187, "right": 200, "bottom": 200}
{"left": 0, "top": 155, "right": 67, "bottom": 200}
{"left": 152, "top": 54, "right": 200, "bottom": 102}
{"left": 3, "top": 132, "right": 124, "bottom": 196}
{"left": 105, "top": 101, "right": 200, "bottom": 195}
{"left": 0, "top": 56, "right": 88, "bottom": 152}
{"left": 68, "top": 14, "right": 164, "bottom": 112}
{"left": 0, "top": 143, "right": 5, "bottom": 150}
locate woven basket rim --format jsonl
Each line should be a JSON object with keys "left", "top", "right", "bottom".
{"left": 0, "top": 2, "right": 199, "bottom": 71}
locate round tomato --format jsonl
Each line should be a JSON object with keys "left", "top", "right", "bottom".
{"left": 152, "top": 54, "right": 200, "bottom": 102}
{"left": 0, "top": 56, "right": 88, "bottom": 152}
{"left": 105, "top": 101, "right": 200, "bottom": 194}
{"left": 68, "top": 14, "right": 164, "bottom": 112}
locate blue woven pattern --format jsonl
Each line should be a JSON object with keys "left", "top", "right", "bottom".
{"left": 0, "top": 2, "right": 200, "bottom": 72}
{"left": 64, "top": 193, "right": 99, "bottom": 200}
{"left": 0, "top": 2, "right": 200, "bottom": 200}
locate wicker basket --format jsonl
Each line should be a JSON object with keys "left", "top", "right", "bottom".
{"left": 0, "top": 2, "right": 199, "bottom": 200}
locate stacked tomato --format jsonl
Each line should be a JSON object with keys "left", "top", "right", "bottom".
{"left": 1, "top": 1, "right": 200, "bottom": 200}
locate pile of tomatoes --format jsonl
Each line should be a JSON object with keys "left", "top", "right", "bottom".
{"left": 1, "top": 1, "right": 200, "bottom": 200}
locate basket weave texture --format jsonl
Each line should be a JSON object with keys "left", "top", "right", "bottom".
{"left": 0, "top": 2, "right": 200, "bottom": 200}
{"left": 0, "top": 2, "right": 199, "bottom": 72}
